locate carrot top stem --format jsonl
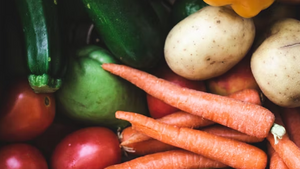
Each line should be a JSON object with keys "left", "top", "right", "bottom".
{"left": 271, "top": 123, "right": 286, "bottom": 144}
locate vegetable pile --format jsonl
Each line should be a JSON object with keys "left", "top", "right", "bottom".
{"left": 1, "top": 0, "right": 300, "bottom": 169}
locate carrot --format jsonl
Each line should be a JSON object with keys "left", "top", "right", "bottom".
{"left": 266, "top": 109, "right": 300, "bottom": 169}
{"left": 105, "top": 149, "right": 227, "bottom": 169}
{"left": 122, "top": 124, "right": 264, "bottom": 156}
{"left": 267, "top": 131, "right": 300, "bottom": 169}
{"left": 228, "top": 88, "right": 262, "bottom": 105}
{"left": 122, "top": 138, "right": 177, "bottom": 156}
{"left": 280, "top": 107, "right": 300, "bottom": 147}
{"left": 102, "top": 63, "right": 275, "bottom": 138}
{"left": 267, "top": 142, "right": 289, "bottom": 169}
{"left": 201, "top": 124, "right": 264, "bottom": 143}
{"left": 121, "top": 123, "right": 263, "bottom": 155}
{"left": 115, "top": 111, "right": 268, "bottom": 169}
{"left": 120, "top": 127, "right": 177, "bottom": 156}
{"left": 122, "top": 89, "right": 261, "bottom": 146}
{"left": 121, "top": 111, "right": 214, "bottom": 146}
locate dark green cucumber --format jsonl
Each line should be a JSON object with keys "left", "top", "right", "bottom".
{"left": 81, "top": 0, "right": 165, "bottom": 69}
{"left": 15, "top": 0, "right": 65, "bottom": 93}
{"left": 148, "top": 0, "right": 172, "bottom": 35}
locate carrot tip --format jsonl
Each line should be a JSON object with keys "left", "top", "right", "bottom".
{"left": 271, "top": 123, "right": 286, "bottom": 144}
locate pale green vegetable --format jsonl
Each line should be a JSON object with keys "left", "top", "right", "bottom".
{"left": 251, "top": 18, "right": 300, "bottom": 108}
{"left": 164, "top": 6, "right": 255, "bottom": 80}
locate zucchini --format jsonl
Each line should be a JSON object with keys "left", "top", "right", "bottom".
{"left": 81, "top": 0, "right": 165, "bottom": 69}
{"left": 15, "top": 0, "right": 65, "bottom": 93}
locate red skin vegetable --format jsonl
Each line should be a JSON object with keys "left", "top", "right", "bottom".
{"left": 51, "top": 127, "right": 122, "bottom": 169}
{"left": 0, "top": 143, "right": 48, "bottom": 169}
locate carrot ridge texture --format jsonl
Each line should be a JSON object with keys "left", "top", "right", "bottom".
{"left": 102, "top": 63, "right": 275, "bottom": 138}
{"left": 228, "top": 88, "right": 262, "bottom": 105}
{"left": 202, "top": 124, "right": 264, "bottom": 143}
{"left": 121, "top": 124, "right": 263, "bottom": 155}
{"left": 122, "top": 89, "right": 260, "bottom": 147}
{"left": 267, "top": 142, "right": 288, "bottom": 169}
{"left": 121, "top": 111, "right": 214, "bottom": 146}
{"left": 267, "top": 109, "right": 300, "bottom": 169}
{"left": 267, "top": 133, "right": 300, "bottom": 169}
{"left": 104, "top": 149, "right": 227, "bottom": 169}
{"left": 116, "top": 111, "right": 268, "bottom": 169}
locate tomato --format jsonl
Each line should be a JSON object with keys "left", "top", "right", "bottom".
{"left": 51, "top": 127, "right": 122, "bottom": 169}
{"left": 0, "top": 78, "right": 55, "bottom": 142}
{"left": 32, "top": 121, "right": 79, "bottom": 159}
{"left": 0, "top": 143, "right": 48, "bottom": 169}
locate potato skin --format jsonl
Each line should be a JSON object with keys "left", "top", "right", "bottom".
{"left": 251, "top": 18, "right": 300, "bottom": 108}
{"left": 164, "top": 6, "right": 255, "bottom": 80}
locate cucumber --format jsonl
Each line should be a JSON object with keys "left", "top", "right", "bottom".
{"left": 81, "top": 0, "right": 165, "bottom": 69}
{"left": 15, "top": 0, "right": 66, "bottom": 93}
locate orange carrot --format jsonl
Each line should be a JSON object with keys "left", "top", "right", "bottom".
{"left": 280, "top": 107, "right": 300, "bottom": 147}
{"left": 105, "top": 149, "right": 227, "bottom": 169}
{"left": 121, "top": 111, "right": 214, "bottom": 146}
{"left": 120, "top": 127, "right": 177, "bottom": 155}
{"left": 122, "top": 138, "right": 177, "bottom": 156}
{"left": 267, "top": 109, "right": 300, "bottom": 169}
{"left": 121, "top": 124, "right": 263, "bottom": 155}
{"left": 121, "top": 124, "right": 264, "bottom": 156}
{"left": 116, "top": 111, "right": 268, "bottom": 169}
{"left": 102, "top": 63, "right": 275, "bottom": 138}
{"left": 122, "top": 89, "right": 261, "bottom": 146}
{"left": 228, "top": 88, "right": 262, "bottom": 105}
{"left": 202, "top": 124, "right": 264, "bottom": 143}
{"left": 267, "top": 142, "right": 288, "bottom": 169}
{"left": 267, "top": 131, "right": 300, "bottom": 169}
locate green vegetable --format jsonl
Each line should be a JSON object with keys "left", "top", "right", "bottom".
{"left": 55, "top": 45, "right": 149, "bottom": 129}
{"left": 15, "top": 0, "right": 66, "bottom": 93}
{"left": 81, "top": 0, "right": 165, "bottom": 69}
{"left": 170, "top": 0, "right": 208, "bottom": 26}
{"left": 149, "top": 0, "right": 172, "bottom": 35}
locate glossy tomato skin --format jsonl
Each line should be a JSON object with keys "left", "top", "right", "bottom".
{"left": 0, "top": 143, "right": 48, "bottom": 169}
{"left": 0, "top": 78, "right": 55, "bottom": 142}
{"left": 51, "top": 127, "right": 122, "bottom": 169}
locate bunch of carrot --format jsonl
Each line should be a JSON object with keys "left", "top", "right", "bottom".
{"left": 102, "top": 63, "right": 300, "bottom": 169}
{"left": 120, "top": 89, "right": 263, "bottom": 156}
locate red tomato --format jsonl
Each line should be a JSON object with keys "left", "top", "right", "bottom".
{"left": 0, "top": 143, "right": 48, "bottom": 169}
{"left": 51, "top": 127, "right": 122, "bottom": 169}
{"left": 32, "top": 122, "right": 79, "bottom": 159}
{"left": 0, "top": 78, "right": 55, "bottom": 142}
{"left": 147, "top": 62, "right": 207, "bottom": 118}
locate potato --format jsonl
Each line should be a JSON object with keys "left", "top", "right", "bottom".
{"left": 251, "top": 18, "right": 300, "bottom": 108}
{"left": 164, "top": 6, "right": 255, "bottom": 80}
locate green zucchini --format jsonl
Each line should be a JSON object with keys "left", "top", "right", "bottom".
{"left": 81, "top": 0, "right": 165, "bottom": 69}
{"left": 15, "top": 0, "right": 65, "bottom": 93}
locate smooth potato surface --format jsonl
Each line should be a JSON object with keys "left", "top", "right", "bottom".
{"left": 164, "top": 6, "right": 255, "bottom": 80}
{"left": 251, "top": 18, "right": 300, "bottom": 107}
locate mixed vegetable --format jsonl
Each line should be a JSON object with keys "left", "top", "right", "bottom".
{"left": 1, "top": 0, "right": 300, "bottom": 168}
